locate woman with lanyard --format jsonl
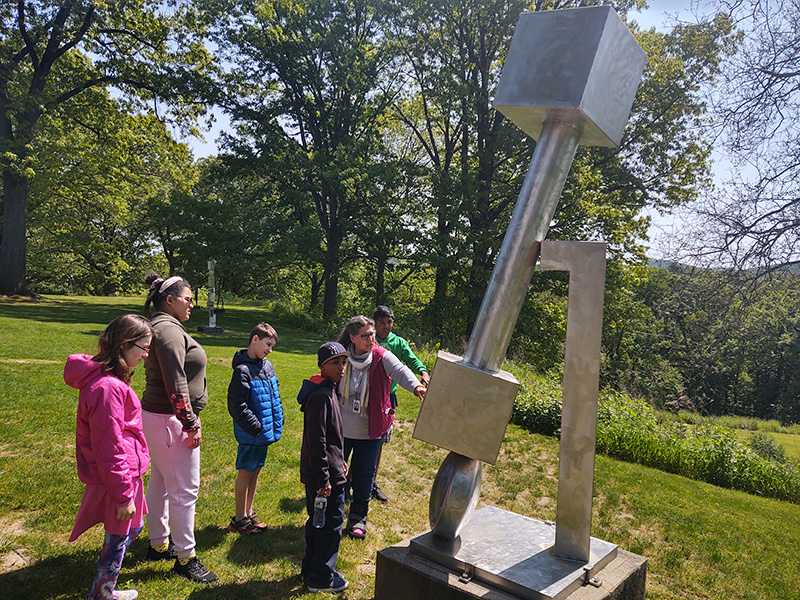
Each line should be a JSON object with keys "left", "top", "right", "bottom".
{"left": 335, "top": 315, "right": 426, "bottom": 539}
{"left": 140, "top": 272, "right": 218, "bottom": 583}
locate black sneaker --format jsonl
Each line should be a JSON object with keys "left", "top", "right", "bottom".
{"left": 372, "top": 482, "right": 389, "bottom": 503}
{"left": 307, "top": 572, "right": 349, "bottom": 593}
{"left": 171, "top": 555, "right": 219, "bottom": 583}
{"left": 145, "top": 542, "right": 177, "bottom": 562}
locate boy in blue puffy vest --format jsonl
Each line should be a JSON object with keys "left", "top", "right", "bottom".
{"left": 227, "top": 322, "right": 283, "bottom": 534}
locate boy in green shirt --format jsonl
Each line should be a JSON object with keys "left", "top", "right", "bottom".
{"left": 372, "top": 305, "right": 430, "bottom": 502}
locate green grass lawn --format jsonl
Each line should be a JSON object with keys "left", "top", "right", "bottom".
{"left": 772, "top": 432, "right": 800, "bottom": 462}
{"left": 2, "top": 295, "right": 800, "bottom": 599}
{"left": 733, "top": 429, "right": 800, "bottom": 462}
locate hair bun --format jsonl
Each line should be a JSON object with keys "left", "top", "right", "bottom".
{"left": 144, "top": 271, "right": 162, "bottom": 287}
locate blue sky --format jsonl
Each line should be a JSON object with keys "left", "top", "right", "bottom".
{"left": 633, "top": 0, "right": 700, "bottom": 30}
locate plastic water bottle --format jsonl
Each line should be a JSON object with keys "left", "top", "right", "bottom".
{"left": 313, "top": 494, "right": 327, "bottom": 528}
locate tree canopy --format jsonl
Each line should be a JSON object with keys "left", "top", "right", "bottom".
{"left": 0, "top": 0, "right": 214, "bottom": 295}
{"left": 9, "top": 0, "right": 800, "bottom": 423}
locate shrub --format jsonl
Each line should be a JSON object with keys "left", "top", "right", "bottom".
{"left": 511, "top": 380, "right": 800, "bottom": 504}
{"left": 510, "top": 369, "right": 562, "bottom": 436}
{"left": 748, "top": 431, "right": 788, "bottom": 463}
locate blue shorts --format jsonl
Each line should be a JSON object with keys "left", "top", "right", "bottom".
{"left": 236, "top": 444, "right": 268, "bottom": 472}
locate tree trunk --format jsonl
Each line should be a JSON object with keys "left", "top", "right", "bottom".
{"left": 429, "top": 263, "right": 451, "bottom": 338}
{"left": 0, "top": 169, "right": 30, "bottom": 296}
{"left": 309, "top": 271, "right": 322, "bottom": 311}
{"left": 375, "top": 256, "right": 386, "bottom": 306}
{"left": 322, "top": 233, "right": 341, "bottom": 319}
{"left": 465, "top": 239, "right": 492, "bottom": 337}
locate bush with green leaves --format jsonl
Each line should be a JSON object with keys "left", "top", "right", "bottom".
{"left": 748, "top": 430, "right": 788, "bottom": 463}
{"left": 511, "top": 380, "right": 800, "bottom": 503}
{"left": 510, "top": 368, "right": 563, "bottom": 436}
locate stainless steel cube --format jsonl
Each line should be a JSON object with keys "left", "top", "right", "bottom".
{"left": 493, "top": 5, "right": 646, "bottom": 147}
{"left": 413, "top": 351, "right": 519, "bottom": 465}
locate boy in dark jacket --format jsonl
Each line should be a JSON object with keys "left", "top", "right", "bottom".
{"left": 227, "top": 323, "right": 283, "bottom": 535}
{"left": 297, "top": 342, "right": 349, "bottom": 593}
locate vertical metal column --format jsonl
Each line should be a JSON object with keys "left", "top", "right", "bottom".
{"left": 540, "top": 241, "right": 607, "bottom": 562}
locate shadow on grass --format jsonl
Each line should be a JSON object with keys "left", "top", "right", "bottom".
{"left": 195, "top": 524, "right": 231, "bottom": 553}
{"left": 1, "top": 552, "right": 90, "bottom": 600}
{"left": 0, "top": 548, "right": 172, "bottom": 600}
{"left": 187, "top": 577, "right": 307, "bottom": 600}
{"left": 226, "top": 524, "right": 305, "bottom": 566}
{"left": 0, "top": 298, "right": 326, "bottom": 356}
{"left": 0, "top": 298, "right": 143, "bottom": 326}
{"left": 279, "top": 496, "right": 306, "bottom": 514}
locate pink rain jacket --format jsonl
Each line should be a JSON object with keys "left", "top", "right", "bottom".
{"left": 64, "top": 354, "right": 149, "bottom": 539}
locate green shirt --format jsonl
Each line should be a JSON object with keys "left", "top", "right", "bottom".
{"left": 376, "top": 331, "right": 427, "bottom": 395}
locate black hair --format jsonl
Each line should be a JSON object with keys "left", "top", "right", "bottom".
{"left": 373, "top": 305, "right": 394, "bottom": 321}
{"left": 144, "top": 271, "right": 191, "bottom": 316}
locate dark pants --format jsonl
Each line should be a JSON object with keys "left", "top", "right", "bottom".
{"left": 302, "top": 483, "right": 345, "bottom": 588}
{"left": 343, "top": 437, "right": 383, "bottom": 505}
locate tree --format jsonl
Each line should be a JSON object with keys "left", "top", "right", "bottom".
{"left": 389, "top": 0, "right": 734, "bottom": 344}
{"left": 678, "top": 0, "right": 800, "bottom": 273}
{"left": 148, "top": 154, "right": 324, "bottom": 302}
{"left": 26, "top": 88, "right": 194, "bottom": 294}
{"left": 208, "top": 0, "right": 398, "bottom": 318}
{"left": 389, "top": 0, "right": 533, "bottom": 338}
{"left": 0, "top": 0, "right": 212, "bottom": 295}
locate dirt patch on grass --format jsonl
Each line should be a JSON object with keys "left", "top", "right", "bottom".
{"left": 0, "top": 443, "right": 23, "bottom": 458}
{"left": 0, "top": 513, "right": 28, "bottom": 537}
{"left": 1, "top": 548, "right": 32, "bottom": 573}
{"left": 0, "top": 358, "right": 60, "bottom": 365}
{"left": 0, "top": 512, "right": 34, "bottom": 574}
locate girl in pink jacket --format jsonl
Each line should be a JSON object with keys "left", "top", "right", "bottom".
{"left": 64, "top": 314, "right": 153, "bottom": 600}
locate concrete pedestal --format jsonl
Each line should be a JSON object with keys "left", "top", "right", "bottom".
{"left": 375, "top": 539, "right": 646, "bottom": 600}
{"left": 197, "top": 326, "right": 224, "bottom": 334}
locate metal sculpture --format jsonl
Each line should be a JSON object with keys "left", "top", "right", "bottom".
{"left": 408, "top": 6, "right": 646, "bottom": 598}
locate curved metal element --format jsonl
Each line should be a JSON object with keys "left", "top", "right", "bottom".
{"left": 463, "top": 119, "right": 582, "bottom": 373}
{"left": 429, "top": 452, "right": 482, "bottom": 540}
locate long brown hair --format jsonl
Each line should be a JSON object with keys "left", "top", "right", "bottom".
{"left": 336, "top": 315, "right": 374, "bottom": 347}
{"left": 93, "top": 314, "right": 153, "bottom": 383}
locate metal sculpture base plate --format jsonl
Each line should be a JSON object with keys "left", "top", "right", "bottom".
{"left": 410, "top": 506, "right": 618, "bottom": 600}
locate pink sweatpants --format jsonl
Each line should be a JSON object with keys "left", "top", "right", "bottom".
{"left": 142, "top": 411, "right": 200, "bottom": 559}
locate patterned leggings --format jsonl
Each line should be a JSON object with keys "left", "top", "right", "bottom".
{"left": 87, "top": 525, "right": 142, "bottom": 600}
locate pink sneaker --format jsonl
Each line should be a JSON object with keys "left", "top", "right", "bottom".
{"left": 112, "top": 591, "right": 138, "bottom": 600}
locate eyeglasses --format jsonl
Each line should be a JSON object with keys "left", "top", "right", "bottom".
{"left": 359, "top": 331, "right": 376, "bottom": 340}
{"left": 133, "top": 343, "right": 150, "bottom": 353}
